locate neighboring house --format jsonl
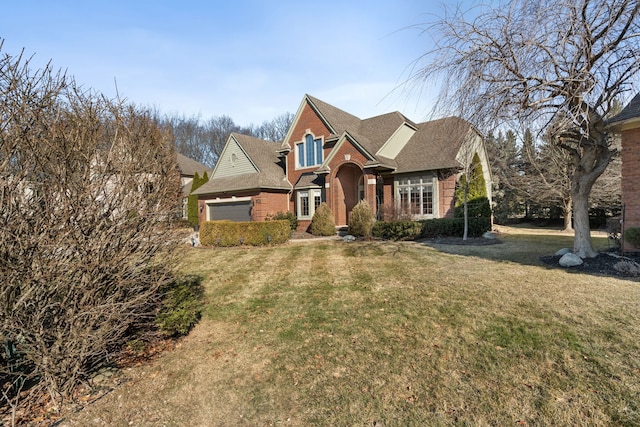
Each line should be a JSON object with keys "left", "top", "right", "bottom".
{"left": 608, "top": 93, "right": 640, "bottom": 250}
{"left": 192, "top": 133, "right": 291, "bottom": 222}
{"left": 177, "top": 153, "right": 213, "bottom": 219}
{"left": 193, "top": 94, "right": 491, "bottom": 230}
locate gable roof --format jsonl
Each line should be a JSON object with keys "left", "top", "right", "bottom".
{"left": 394, "top": 117, "right": 473, "bottom": 173}
{"left": 294, "top": 95, "right": 475, "bottom": 174}
{"left": 306, "top": 95, "right": 362, "bottom": 137}
{"left": 193, "top": 133, "right": 290, "bottom": 195}
{"left": 176, "top": 153, "right": 213, "bottom": 177}
{"left": 608, "top": 93, "right": 640, "bottom": 128}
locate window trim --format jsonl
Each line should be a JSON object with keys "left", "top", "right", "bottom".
{"left": 395, "top": 174, "right": 437, "bottom": 219}
{"left": 296, "top": 188, "right": 322, "bottom": 219}
{"left": 295, "top": 132, "right": 324, "bottom": 169}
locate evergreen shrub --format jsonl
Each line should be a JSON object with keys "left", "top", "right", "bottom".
{"left": 266, "top": 211, "right": 298, "bottom": 231}
{"left": 348, "top": 200, "right": 375, "bottom": 237}
{"left": 156, "top": 275, "right": 204, "bottom": 337}
{"left": 420, "top": 217, "right": 491, "bottom": 238}
{"left": 310, "top": 203, "right": 336, "bottom": 236}
{"left": 454, "top": 153, "right": 492, "bottom": 218}
{"left": 200, "top": 220, "right": 290, "bottom": 247}
{"left": 624, "top": 227, "right": 640, "bottom": 248}
{"left": 372, "top": 221, "right": 422, "bottom": 241}
{"left": 187, "top": 171, "right": 209, "bottom": 227}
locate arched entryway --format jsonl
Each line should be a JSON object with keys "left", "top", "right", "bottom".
{"left": 334, "top": 163, "right": 363, "bottom": 226}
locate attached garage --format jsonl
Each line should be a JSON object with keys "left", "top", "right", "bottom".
{"left": 207, "top": 199, "right": 252, "bottom": 222}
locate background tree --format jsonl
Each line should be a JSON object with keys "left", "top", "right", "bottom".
{"left": 162, "top": 112, "right": 294, "bottom": 168}
{"left": 486, "top": 130, "right": 523, "bottom": 223}
{"left": 414, "top": 0, "right": 640, "bottom": 257}
{"left": 0, "top": 47, "right": 181, "bottom": 420}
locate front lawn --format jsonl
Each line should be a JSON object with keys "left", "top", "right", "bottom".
{"left": 61, "top": 233, "right": 639, "bottom": 426}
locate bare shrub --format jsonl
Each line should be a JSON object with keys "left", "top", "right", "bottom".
{"left": 0, "top": 46, "right": 181, "bottom": 421}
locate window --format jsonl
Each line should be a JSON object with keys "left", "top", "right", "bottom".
{"left": 297, "top": 189, "right": 322, "bottom": 219}
{"left": 396, "top": 175, "right": 435, "bottom": 218}
{"left": 296, "top": 134, "right": 323, "bottom": 168}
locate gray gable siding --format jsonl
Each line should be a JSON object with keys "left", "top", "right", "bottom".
{"left": 213, "top": 136, "right": 258, "bottom": 178}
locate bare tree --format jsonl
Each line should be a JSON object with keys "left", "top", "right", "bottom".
{"left": 0, "top": 47, "right": 181, "bottom": 422}
{"left": 413, "top": 0, "right": 640, "bottom": 257}
{"left": 252, "top": 112, "right": 295, "bottom": 142}
{"left": 162, "top": 112, "right": 294, "bottom": 168}
{"left": 162, "top": 114, "right": 210, "bottom": 166}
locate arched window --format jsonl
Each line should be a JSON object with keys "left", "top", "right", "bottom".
{"left": 296, "top": 133, "right": 323, "bottom": 168}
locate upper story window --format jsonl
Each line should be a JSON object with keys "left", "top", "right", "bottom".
{"left": 296, "top": 134, "right": 323, "bottom": 168}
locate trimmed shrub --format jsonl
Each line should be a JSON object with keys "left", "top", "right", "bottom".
{"left": 624, "top": 227, "right": 640, "bottom": 248}
{"left": 454, "top": 196, "right": 492, "bottom": 218}
{"left": 200, "top": 220, "right": 290, "bottom": 247}
{"left": 420, "top": 217, "right": 491, "bottom": 238}
{"left": 372, "top": 220, "right": 422, "bottom": 241}
{"left": 156, "top": 275, "right": 205, "bottom": 337}
{"left": 266, "top": 211, "right": 298, "bottom": 231}
{"left": 310, "top": 203, "right": 336, "bottom": 236}
{"left": 348, "top": 200, "right": 375, "bottom": 237}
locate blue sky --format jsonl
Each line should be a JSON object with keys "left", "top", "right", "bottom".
{"left": 1, "top": 1, "right": 453, "bottom": 126}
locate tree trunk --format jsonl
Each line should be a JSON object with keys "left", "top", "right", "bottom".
{"left": 570, "top": 140, "right": 611, "bottom": 258}
{"left": 572, "top": 191, "right": 596, "bottom": 258}
{"left": 563, "top": 197, "right": 572, "bottom": 232}
{"left": 463, "top": 182, "right": 469, "bottom": 240}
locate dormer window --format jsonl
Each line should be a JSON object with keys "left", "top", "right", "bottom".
{"left": 296, "top": 133, "right": 323, "bottom": 168}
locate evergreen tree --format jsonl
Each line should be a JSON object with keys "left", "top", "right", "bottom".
{"left": 454, "top": 153, "right": 491, "bottom": 219}
{"left": 187, "top": 172, "right": 209, "bottom": 227}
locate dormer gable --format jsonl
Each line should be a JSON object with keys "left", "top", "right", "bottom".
{"left": 375, "top": 121, "right": 418, "bottom": 160}
{"left": 281, "top": 94, "right": 360, "bottom": 151}
{"left": 211, "top": 134, "right": 259, "bottom": 179}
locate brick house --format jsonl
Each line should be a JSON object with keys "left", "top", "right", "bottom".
{"left": 608, "top": 93, "right": 640, "bottom": 250}
{"left": 193, "top": 94, "right": 491, "bottom": 231}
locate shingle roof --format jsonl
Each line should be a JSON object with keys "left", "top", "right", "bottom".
{"left": 307, "top": 95, "right": 362, "bottom": 135}
{"left": 293, "top": 172, "right": 324, "bottom": 189}
{"left": 193, "top": 133, "right": 290, "bottom": 195}
{"left": 357, "top": 112, "right": 413, "bottom": 154}
{"left": 176, "top": 153, "right": 213, "bottom": 177}
{"left": 608, "top": 93, "right": 640, "bottom": 125}
{"left": 306, "top": 95, "right": 473, "bottom": 174}
{"left": 394, "top": 117, "right": 471, "bottom": 174}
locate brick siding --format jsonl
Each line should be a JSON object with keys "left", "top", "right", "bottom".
{"left": 622, "top": 127, "right": 640, "bottom": 250}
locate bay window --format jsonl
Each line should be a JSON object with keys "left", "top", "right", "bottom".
{"left": 396, "top": 175, "right": 435, "bottom": 218}
{"left": 297, "top": 189, "right": 322, "bottom": 219}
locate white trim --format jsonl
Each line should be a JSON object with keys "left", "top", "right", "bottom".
{"left": 294, "top": 131, "right": 324, "bottom": 170}
{"left": 394, "top": 173, "right": 438, "bottom": 219}
{"left": 204, "top": 196, "right": 252, "bottom": 204}
{"left": 296, "top": 188, "right": 322, "bottom": 219}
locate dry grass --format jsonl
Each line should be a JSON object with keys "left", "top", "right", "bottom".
{"left": 60, "top": 231, "right": 640, "bottom": 426}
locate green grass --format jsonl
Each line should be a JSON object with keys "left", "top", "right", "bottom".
{"left": 62, "top": 233, "right": 640, "bottom": 426}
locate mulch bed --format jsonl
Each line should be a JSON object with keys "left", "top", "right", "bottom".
{"left": 540, "top": 251, "right": 640, "bottom": 278}
{"left": 420, "top": 236, "right": 503, "bottom": 246}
